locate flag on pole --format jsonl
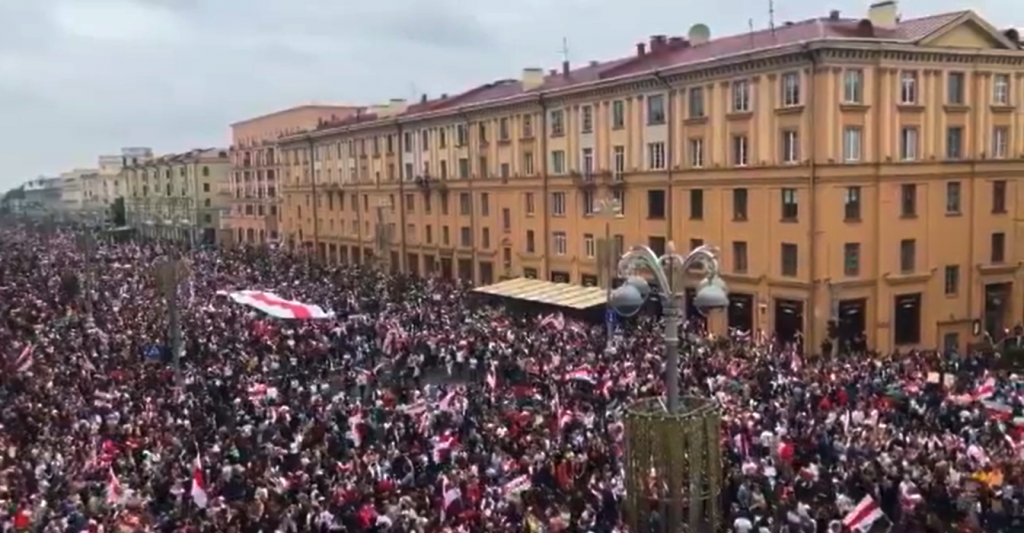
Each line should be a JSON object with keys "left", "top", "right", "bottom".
{"left": 190, "top": 454, "right": 208, "bottom": 509}
{"left": 842, "top": 495, "right": 885, "bottom": 532}
{"left": 107, "top": 467, "right": 124, "bottom": 505}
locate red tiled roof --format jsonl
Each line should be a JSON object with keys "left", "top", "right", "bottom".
{"left": 301, "top": 9, "right": 973, "bottom": 137}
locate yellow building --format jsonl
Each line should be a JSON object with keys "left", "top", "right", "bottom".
{"left": 123, "top": 148, "right": 233, "bottom": 245}
{"left": 279, "top": 4, "right": 1024, "bottom": 354}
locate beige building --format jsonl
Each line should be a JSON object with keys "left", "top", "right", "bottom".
{"left": 123, "top": 148, "right": 232, "bottom": 245}
{"left": 278, "top": 4, "right": 1024, "bottom": 354}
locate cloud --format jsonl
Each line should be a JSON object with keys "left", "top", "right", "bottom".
{"left": 1, "top": 0, "right": 1022, "bottom": 188}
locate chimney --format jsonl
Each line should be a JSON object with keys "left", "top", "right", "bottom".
{"left": 636, "top": 42, "right": 646, "bottom": 56}
{"left": 521, "top": 67, "right": 544, "bottom": 91}
{"left": 549, "top": 69, "right": 557, "bottom": 76}
{"left": 649, "top": 34, "right": 667, "bottom": 52}
{"left": 868, "top": 0, "right": 897, "bottom": 30}
{"left": 420, "top": 93, "right": 428, "bottom": 104}
{"left": 829, "top": 9, "right": 841, "bottom": 20}
{"left": 562, "top": 60, "right": 570, "bottom": 77}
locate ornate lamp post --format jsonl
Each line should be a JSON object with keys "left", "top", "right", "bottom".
{"left": 608, "top": 242, "right": 729, "bottom": 533}
{"left": 593, "top": 196, "right": 623, "bottom": 351}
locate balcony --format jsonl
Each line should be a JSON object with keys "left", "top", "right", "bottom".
{"left": 571, "top": 171, "right": 597, "bottom": 190}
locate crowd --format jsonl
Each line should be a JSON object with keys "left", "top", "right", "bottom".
{"left": 1, "top": 223, "right": 1023, "bottom": 533}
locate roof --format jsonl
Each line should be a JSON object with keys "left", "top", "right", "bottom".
{"left": 230, "top": 104, "right": 363, "bottom": 128}
{"left": 474, "top": 277, "right": 607, "bottom": 310}
{"left": 288, "top": 9, "right": 994, "bottom": 141}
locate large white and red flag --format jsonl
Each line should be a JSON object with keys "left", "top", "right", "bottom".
{"left": 190, "top": 454, "right": 208, "bottom": 509}
{"left": 218, "top": 290, "right": 334, "bottom": 319}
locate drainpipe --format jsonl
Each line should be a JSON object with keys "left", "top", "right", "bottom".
{"left": 307, "top": 134, "right": 320, "bottom": 263}
{"left": 538, "top": 95, "right": 550, "bottom": 280}
{"left": 871, "top": 48, "right": 884, "bottom": 351}
{"left": 460, "top": 109, "right": 476, "bottom": 281}
{"left": 804, "top": 44, "right": 819, "bottom": 356}
{"left": 396, "top": 119, "right": 407, "bottom": 273}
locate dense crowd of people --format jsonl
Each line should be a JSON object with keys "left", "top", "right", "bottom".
{"left": 1, "top": 223, "right": 1023, "bottom": 532}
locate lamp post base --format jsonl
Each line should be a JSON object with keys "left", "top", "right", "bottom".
{"left": 622, "top": 396, "right": 723, "bottom": 533}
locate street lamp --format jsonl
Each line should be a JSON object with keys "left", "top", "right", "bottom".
{"left": 608, "top": 242, "right": 728, "bottom": 533}
{"left": 593, "top": 196, "right": 623, "bottom": 350}
{"left": 375, "top": 198, "right": 393, "bottom": 271}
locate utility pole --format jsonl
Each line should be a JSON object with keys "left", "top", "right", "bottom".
{"left": 77, "top": 231, "right": 95, "bottom": 318}
{"left": 158, "top": 254, "right": 185, "bottom": 385}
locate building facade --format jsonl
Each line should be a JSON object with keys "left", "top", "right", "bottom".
{"left": 18, "top": 177, "right": 63, "bottom": 217}
{"left": 228, "top": 105, "right": 364, "bottom": 246}
{"left": 123, "top": 148, "right": 232, "bottom": 245}
{"left": 278, "top": 5, "right": 1024, "bottom": 354}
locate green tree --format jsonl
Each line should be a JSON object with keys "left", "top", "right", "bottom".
{"left": 109, "top": 196, "right": 127, "bottom": 226}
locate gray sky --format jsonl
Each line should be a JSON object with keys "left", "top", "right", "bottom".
{"left": 0, "top": 0, "right": 1016, "bottom": 190}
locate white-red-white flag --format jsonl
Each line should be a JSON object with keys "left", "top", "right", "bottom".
{"left": 106, "top": 467, "right": 124, "bottom": 505}
{"left": 11, "top": 344, "right": 33, "bottom": 373}
{"left": 843, "top": 495, "right": 885, "bottom": 532}
{"left": 190, "top": 454, "right": 208, "bottom": 509}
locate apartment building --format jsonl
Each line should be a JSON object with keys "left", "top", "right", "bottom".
{"left": 228, "top": 104, "right": 364, "bottom": 246}
{"left": 123, "top": 148, "right": 232, "bottom": 245}
{"left": 278, "top": 3, "right": 1024, "bottom": 353}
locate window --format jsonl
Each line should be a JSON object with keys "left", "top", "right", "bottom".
{"left": 479, "top": 156, "right": 488, "bottom": 178}
{"left": 442, "top": 225, "right": 450, "bottom": 245}
{"left": 994, "top": 74, "right": 1010, "bottom": 105}
{"left": 460, "top": 226, "right": 472, "bottom": 247}
{"left": 582, "top": 190, "right": 595, "bottom": 215}
{"left": 581, "top": 106, "right": 593, "bottom": 133}
{"left": 900, "top": 184, "right": 917, "bottom": 217}
{"left": 781, "top": 72, "right": 801, "bottom": 106}
{"left": 525, "top": 192, "right": 535, "bottom": 215}
{"left": 732, "top": 241, "right": 748, "bottom": 273}
{"left": 781, "top": 243, "right": 798, "bottom": 277}
{"left": 843, "top": 243, "right": 860, "bottom": 277}
{"left": 456, "top": 125, "right": 468, "bottom": 146}
{"left": 781, "top": 188, "right": 798, "bottom": 220}
{"left": 552, "top": 150, "right": 566, "bottom": 174}
{"left": 844, "top": 186, "right": 861, "bottom": 221}
{"left": 480, "top": 193, "right": 490, "bottom": 216}
{"left": 900, "top": 71, "right": 918, "bottom": 104}
{"left": 946, "top": 127, "right": 963, "bottom": 159}
{"left": 944, "top": 265, "right": 959, "bottom": 295}
{"left": 842, "top": 127, "right": 862, "bottom": 162}
{"left": 781, "top": 130, "right": 799, "bottom": 163}
{"left": 502, "top": 208, "right": 511, "bottom": 232}
{"left": 647, "top": 94, "right": 666, "bottom": 125}
{"left": 458, "top": 158, "right": 470, "bottom": 179}
{"left": 992, "top": 127, "right": 1009, "bottom": 159}
{"left": 405, "top": 193, "right": 415, "bottom": 213}
{"left": 404, "top": 162, "right": 414, "bottom": 181}
{"left": 403, "top": 132, "right": 413, "bottom": 152}
{"left": 648, "top": 236, "right": 666, "bottom": 256}
{"left": 522, "top": 152, "right": 534, "bottom": 175}
{"left": 550, "top": 109, "right": 565, "bottom": 136}
{"left": 482, "top": 227, "right": 490, "bottom": 249}
{"left": 526, "top": 230, "right": 535, "bottom": 253}
{"left": 690, "top": 189, "right": 704, "bottom": 220}
{"left": 647, "top": 189, "right": 666, "bottom": 219}
{"left": 900, "top": 127, "right": 919, "bottom": 161}
{"left": 553, "top": 232, "right": 567, "bottom": 255}
{"left": 731, "top": 80, "right": 750, "bottom": 112}
{"left": 688, "top": 87, "right": 705, "bottom": 118}
{"left": 552, "top": 192, "right": 567, "bottom": 216}
{"left": 498, "top": 118, "right": 510, "bottom": 141}
{"left": 421, "top": 130, "right": 430, "bottom": 150}
{"left": 732, "top": 188, "right": 748, "bottom": 220}
{"left": 500, "top": 163, "right": 510, "bottom": 178}
{"left": 581, "top": 148, "right": 594, "bottom": 176}
{"left": 899, "top": 239, "right": 916, "bottom": 273}
{"left": 648, "top": 142, "right": 666, "bottom": 170}
{"left": 732, "top": 135, "right": 749, "bottom": 166}
{"left": 583, "top": 234, "right": 596, "bottom": 258}
{"left": 843, "top": 69, "right": 864, "bottom": 104}
{"left": 993, "top": 180, "right": 1007, "bottom": 213}
{"left": 991, "top": 232, "right": 1006, "bottom": 263}
{"left": 612, "top": 146, "right": 625, "bottom": 178}
{"left": 611, "top": 100, "right": 625, "bottom": 129}
{"left": 459, "top": 192, "right": 471, "bottom": 215}
{"left": 947, "top": 72, "right": 965, "bottom": 105}
{"left": 439, "top": 160, "right": 448, "bottom": 180}
{"left": 688, "top": 138, "right": 704, "bottom": 168}
{"left": 946, "top": 181, "right": 961, "bottom": 214}
{"left": 478, "top": 123, "right": 488, "bottom": 144}
{"left": 613, "top": 189, "right": 626, "bottom": 215}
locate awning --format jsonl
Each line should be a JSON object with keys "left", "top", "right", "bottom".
{"left": 473, "top": 277, "right": 607, "bottom": 310}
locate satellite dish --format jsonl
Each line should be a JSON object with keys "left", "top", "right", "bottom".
{"left": 688, "top": 23, "right": 711, "bottom": 45}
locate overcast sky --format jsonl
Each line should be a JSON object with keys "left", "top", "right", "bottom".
{"left": 0, "top": 0, "right": 1016, "bottom": 190}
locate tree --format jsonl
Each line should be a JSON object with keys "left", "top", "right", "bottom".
{"left": 109, "top": 196, "right": 127, "bottom": 227}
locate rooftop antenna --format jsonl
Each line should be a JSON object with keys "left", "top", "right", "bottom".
{"left": 559, "top": 37, "right": 570, "bottom": 64}
{"left": 749, "top": 19, "right": 756, "bottom": 48}
{"left": 769, "top": 0, "right": 776, "bottom": 37}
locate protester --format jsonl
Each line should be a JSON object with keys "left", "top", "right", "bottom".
{"left": 0, "top": 223, "right": 1022, "bottom": 533}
